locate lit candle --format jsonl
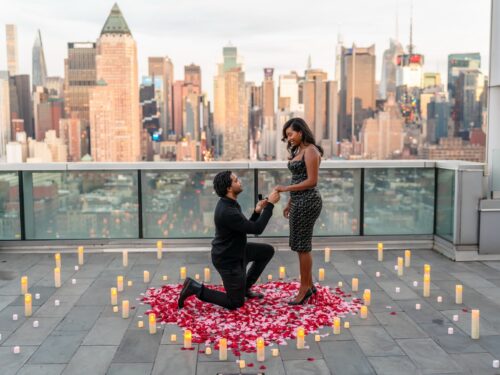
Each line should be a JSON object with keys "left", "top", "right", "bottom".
{"left": 324, "top": 247, "right": 331, "bottom": 262}
{"left": 279, "top": 266, "right": 286, "bottom": 279}
{"left": 377, "top": 242, "right": 383, "bottom": 261}
{"left": 122, "top": 250, "right": 128, "bottom": 267}
{"left": 13, "top": 346, "right": 20, "bottom": 354}
{"left": 437, "top": 296, "right": 443, "bottom": 303}
{"left": 184, "top": 330, "right": 192, "bottom": 349}
{"left": 404, "top": 250, "right": 411, "bottom": 267}
{"left": 78, "top": 246, "right": 84, "bottom": 265}
{"left": 296, "top": 326, "right": 305, "bottom": 349}
{"left": 413, "top": 281, "right": 418, "bottom": 287}
{"left": 333, "top": 317, "right": 341, "bottom": 335}
{"left": 195, "top": 274, "right": 200, "bottom": 281}
{"left": 360, "top": 305, "right": 368, "bottom": 319}
{"left": 267, "top": 274, "right": 273, "bottom": 281}
{"left": 55, "top": 253, "right": 61, "bottom": 269}
{"left": 344, "top": 321, "right": 350, "bottom": 329}
{"left": 256, "top": 337, "right": 265, "bottom": 362}
{"left": 423, "top": 274, "right": 430, "bottom": 297}
{"left": 33, "top": 320, "right": 39, "bottom": 328}
{"left": 352, "top": 277, "right": 359, "bottom": 292}
{"left": 376, "top": 271, "right": 381, "bottom": 277}
{"left": 395, "top": 287, "right": 400, "bottom": 293}
{"left": 493, "top": 360, "right": 499, "bottom": 369}
{"left": 137, "top": 320, "right": 144, "bottom": 328}
{"left": 239, "top": 360, "right": 246, "bottom": 369}
{"left": 315, "top": 334, "right": 321, "bottom": 342}
{"left": 363, "top": 289, "right": 371, "bottom": 306}
{"left": 24, "top": 293, "right": 32, "bottom": 317}
{"left": 127, "top": 280, "right": 133, "bottom": 287}
{"left": 415, "top": 303, "right": 421, "bottom": 310}
{"left": 205, "top": 347, "right": 212, "bottom": 355}
{"left": 21, "top": 276, "right": 28, "bottom": 294}
{"left": 149, "top": 313, "right": 157, "bottom": 334}
{"left": 54, "top": 299, "right": 60, "bottom": 306}
{"left": 156, "top": 240, "right": 163, "bottom": 260}
{"left": 122, "top": 300, "right": 129, "bottom": 319}
{"left": 318, "top": 268, "right": 325, "bottom": 281}
{"left": 180, "top": 267, "right": 187, "bottom": 280}
{"left": 113, "top": 306, "right": 119, "bottom": 313}
{"left": 338, "top": 281, "right": 343, "bottom": 288}
{"left": 453, "top": 314, "right": 459, "bottom": 321}
{"left": 272, "top": 348, "right": 279, "bottom": 357}
{"left": 12, "top": 313, "right": 18, "bottom": 321}
{"left": 219, "top": 338, "right": 227, "bottom": 360}
{"left": 204, "top": 268, "right": 211, "bottom": 283}
{"left": 54, "top": 267, "right": 61, "bottom": 288}
{"left": 424, "top": 264, "right": 431, "bottom": 276}
{"left": 170, "top": 334, "right": 177, "bottom": 342}
{"left": 143, "top": 270, "right": 150, "bottom": 283}
{"left": 397, "top": 257, "right": 404, "bottom": 276}
{"left": 110, "top": 287, "right": 118, "bottom": 305}
{"left": 471, "top": 309, "right": 480, "bottom": 339}
{"left": 117, "top": 276, "right": 124, "bottom": 292}
{"left": 456, "top": 284, "right": 463, "bottom": 304}
{"left": 448, "top": 327, "right": 454, "bottom": 335}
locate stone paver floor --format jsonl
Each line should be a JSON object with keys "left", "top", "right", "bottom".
{"left": 1, "top": 248, "right": 500, "bottom": 375}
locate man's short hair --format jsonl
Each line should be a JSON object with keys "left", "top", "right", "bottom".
{"left": 213, "top": 170, "right": 233, "bottom": 198}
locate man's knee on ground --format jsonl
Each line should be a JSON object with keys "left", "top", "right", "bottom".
{"left": 264, "top": 244, "right": 275, "bottom": 260}
{"left": 228, "top": 297, "right": 245, "bottom": 310}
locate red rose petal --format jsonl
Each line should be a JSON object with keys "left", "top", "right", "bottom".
{"left": 307, "top": 357, "right": 315, "bottom": 361}
{"left": 390, "top": 312, "right": 397, "bottom": 315}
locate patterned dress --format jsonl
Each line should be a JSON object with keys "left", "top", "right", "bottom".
{"left": 288, "top": 153, "right": 322, "bottom": 252}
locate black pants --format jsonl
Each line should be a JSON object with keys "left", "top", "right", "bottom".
{"left": 200, "top": 242, "right": 274, "bottom": 310}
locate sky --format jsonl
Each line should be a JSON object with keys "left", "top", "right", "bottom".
{"left": 0, "top": 0, "right": 491, "bottom": 100}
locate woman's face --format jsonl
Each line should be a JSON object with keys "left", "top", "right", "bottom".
{"left": 285, "top": 127, "right": 302, "bottom": 147}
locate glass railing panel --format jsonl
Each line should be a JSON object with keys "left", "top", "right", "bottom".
{"left": 24, "top": 171, "right": 139, "bottom": 239}
{"left": 364, "top": 168, "right": 435, "bottom": 235}
{"left": 435, "top": 168, "right": 455, "bottom": 241}
{"left": 0, "top": 172, "right": 21, "bottom": 240}
{"left": 257, "top": 169, "right": 361, "bottom": 236}
{"left": 142, "top": 169, "right": 254, "bottom": 238}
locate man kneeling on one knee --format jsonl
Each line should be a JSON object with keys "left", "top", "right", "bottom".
{"left": 178, "top": 170, "right": 280, "bottom": 310}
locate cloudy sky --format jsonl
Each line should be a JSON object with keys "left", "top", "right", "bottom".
{"left": 0, "top": 0, "right": 491, "bottom": 99}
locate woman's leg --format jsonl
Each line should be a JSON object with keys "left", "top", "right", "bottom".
{"left": 294, "top": 251, "right": 313, "bottom": 302}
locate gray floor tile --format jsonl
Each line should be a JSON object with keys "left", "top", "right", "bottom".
{"left": 112, "top": 328, "right": 163, "bottom": 363}
{"left": 374, "top": 311, "right": 428, "bottom": 339}
{"left": 17, "top": 364, "right": 66, "bottom": 375}
{"left": 106, "top": 363, "right": 153, "bottom": 375}
{"left": 4, "top": 317, "right": 61, "bottom": 346}
{"left": 350, "top": 326, "right": 404, "bottom": 356}
{"left": 151, "top": 345, "right": 197, "bottom": 375}
{"left": 55, "top": 305, "right": 103, "bottom": 331}
{"left": 82, "top": 317, "right": 131, "bottom": 346}
{"left": 29, "top": 330, "right": 87, "bottom": 364}
{"left": 319, "top": 340, "right": 375, "bottom": 375}
{"left": 283, "top": 359, "right": 331, "bottom": 375}
{"left": 450, "top": 352, "right": 499, "bottom": 375}
{"left": 0, "top": 346, "right": 38, "bottom": 375}
{"left": 62, "top": 345, "right": 117, "bottom": 375}
{"left": 367, "top": 356, "right": 419, "bottom": 375}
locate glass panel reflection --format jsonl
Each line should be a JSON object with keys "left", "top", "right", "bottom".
{"left": 435, "top": 168, "right": 455, "bottom": 241}
{"left": 0, "top": 172, "right": 21, "bottom": 240}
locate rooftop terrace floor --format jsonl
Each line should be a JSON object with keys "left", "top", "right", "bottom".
{"left": 1, "top": 248, "right": 500, "bottom": 375}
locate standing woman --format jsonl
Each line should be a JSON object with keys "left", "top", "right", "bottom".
{"left": 275, "top": 118, "right": 323, "bottom": 305}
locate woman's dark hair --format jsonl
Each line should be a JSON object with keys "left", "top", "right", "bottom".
{"left": 213, "top": 170, "right": 233, "bottom": 197}
{"left": 281, "top": 117, "right": 324, "bottom": 159}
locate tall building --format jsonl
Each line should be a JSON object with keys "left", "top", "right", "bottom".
{"left": 426, "top": 93, "right": 450, "bottom": 143}
{"left": 89, "top": 3, "right": 141, "bottom": 162}
{"left": 148, "top": 56, "right": 174, "bottom": 136}
{"left": 8, "top": 75, "right": 33, "bottom": 138}
{"left": 379, "top": 39, "right": 404, "bottom": 99}
{"left": 278, "top": 72, "right": 301, "bottom": 112}
{"left": 36, "top": 99, "right": 64, "bottom": 141}
{"left": 140, "top": 77, "right": 160, "bottom": 139}
{"left": 447, "top": 53, "right": 481, "bottom": 98}
{"left": 5, "top": 25, "right": 19, "bottom": 76}
{"left": 455, "top": 69, "right": 485, "bottom": 135}
{"left": 46, "top": 77, "right": 64, "bottom": 99}
{"left": 423, "top": 73, "right": 441, "bottom": 89}
{"left": 59, "top": 116, "right": 83, "bottom": 161}
{"left": 339, "top": 44, "right": 376, "bottom": 142}
{"left": 32, "top": 30, "right": 48, "bottom": 88}
{"left": 0, "top": 72, "right": 11, "bottom": 158}
{"left": 334, "top": 34, "right": 343, "bottom": 91}
{"left": 259, "top": 68, "right": 276, "bottom": 158}
{"left": 184, "top": 64, "right": 201, "bottom": 94}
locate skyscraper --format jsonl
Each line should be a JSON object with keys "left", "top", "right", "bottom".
{"left": 184, "top": 64, "right": 201, "bottom": 94}
{"left": 455, "top": 69, "right": 485, "bottom": 134}
{"left": 148, "top": 56, "right": 174, "bottom": 136}
{"left": 8, "top": 75, "right": 33, "bottom": 138}
{"left": 259, "top": 68, "right": 276, "bottom": 158}
{"left": 278, "top": 72, "right": 301, "bottom": 112}
{"left": 0, "top": 72, "right": 11, "bottom": 158}
{"left": 89, "top": 3, "right": 141, "bottom": 161}
{"left": 379, "top": 39, "right": 404, "bottom": 99}
{"left": 447, "top": 53, "right": 481, "bottom": 98}
{"left": 5, "top": 25, "right": 19, "bottom": 76}
{"left": 32, "top": 30, "right": 48, "bottom": 88}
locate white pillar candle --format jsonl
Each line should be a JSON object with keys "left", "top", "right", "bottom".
{"left": 395, "top": 287, "right": 400, "bottom": 293}
{"left": 471, "top": 309, "right": 480, "bottom": 339}
{"left": 344, "top": 321, "right": 350, "bottom": 329}
{"left": 413, "top": 281, "right": 418, "bottom": 287}
{"left": 55, "top": 253, "right": 61, "bottom": 269}
{"left": 375, "top": 271, "right": 381, "bottom": 278}
{"left": 324, "top": 247, "right": 331, "bottom": 262}
{"left": 363, "top": 289, "right": 371, "bottom": 306}
{"left": 453, "top": 314, "right": 459, "bottom": 322}
{"left": 21, "top": 276, "right": 28, "bottom": 294}
{"left": 333, "top": 317, "right": 341, "bottom": 335}
{"left": 149, "top": 313, "right": 157, "bottom": 334}
{"left": 448, "top": 327, "right": 454, "bottom": 335}
{"left": 71, "top": 278, "right": 76, "bottom": 285}
{"left": 122, "top": 300, "right": 129, "bottom": 319}
{"left": 493, "top": 360, "right": 499, "bottom": 369}
{"left": 110, "top": 287, "right": 118, "bottom": 305}
{"left": 377, "top": 242, "right": 383, "bottom": 261}
{"left": 205, "top": 347, "right": 212, "bottom": 355}
{"left": 219, "top": 338, "right": 227, "bottom": 360}
{"left": 360, "top": 305, "right": 368, "bottom": 319}
{"left": 318, "top": 268, "right": 325, "bottom": 281}
{"left": 54, "top": 299, "right": 60, "bottom": 306}
{"left": 404, "top": 250, "right": 411, "bottom": 267}
{"left": 352, "top": 278, "right": 359, "bottom": 292}
{"left": 117, "top": 276, "right": 124, "bottom": 292}
{"left": 267, "top": 274, "right": 273, "bottom": 281}
{"left": 315, "top": 334, "right": 321, "bottom": 342}
{"left": 12, "top": 313, "right": 18, "bottom": 321}
{"left": 156, "top": 240, "right": 163, "bottom": 260}
{"left": 137, "top": 320, "right": 144, "bottom": 328}
{"left": 296, "top": 326, "right": 305, "bottom": 349}
{"left": 143, "top": 270, "right": 150, "bottom": 283}
{"left": 33, "top": 320, "right": 39, "bottom": 328}
{"left": 416, "top": 303, "right": 421, "bottom": 310}
{"left": 180, "top": 267, "right": 187, "bottom": 280}
{"left": 423, "top": 274, "right": 430, "bottom": 297}
{"left": 424, "top": 264, "right": 431, "bottom": 276}
{"left": 338, "top": 281, "right": 343, "bottom": 288}
{"left": 184, "top": 330, "right": 192, "bottom": 349}
{"left": 357, "top": 260, "right": 362, "bottom": 265}
{"left": 397, "top": 257, "right": 404, "bottom": 276}
{"left": 122, "top": 250, "right": 128, "bottom": 267}
{"left": 170, "top": 334, "right": 177, "bottom": 342}
{"left": 195, "top": 274, "right": 200, "bottom": 281}
{"left": 272, "top": 348, "right": 279, "bottom": 357}
{"left": 13, "top": 346, "right": 20, "bottom": 354}
{"left": 456, "top": 284, "right": 463, "bottom": 304}
{"left": 279, "top": 266, "right": 286, "bottom": 280}
{"left": 437, "top": 296, "right": 443, "bottom": 303}
{"left": 256, "top": 337, "right": 265, "bottom": 362}
{"left": 78, "top": 246, "right": 84, "bottom": 265}
{"left": 24, "top": 293, "right": 32, "bottom": 317}
{"left": 239, "top": 360, "right": 246, "bottom": 369}
{"left": 74, "top": 266, "right": 79, "bottom": 271}
{"left": 204, "top": 268, "right": 211, "bottom": 283}
{"left": 127, "top": 280, "right": 133, "bottom": 287}
{"left": 54, "top": 267, "right": 61, "bottom": 288}
{"left": 35, "top": 293, "right": 40, "bottom": 300}
{"left": 113, "top": 306, "right": 119, "bottom": 313}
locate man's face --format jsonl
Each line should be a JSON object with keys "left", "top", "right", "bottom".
{"left": 228, "top": 173, "right": 243, "bottom": 196}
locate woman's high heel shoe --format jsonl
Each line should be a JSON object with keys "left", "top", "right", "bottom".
{"left": 288, "top": 288, "right": 313, "bottom": 305}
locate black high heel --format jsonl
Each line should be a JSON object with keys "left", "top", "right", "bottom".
{"left": 311, "top": 285, "right": 317, "bottom": 294}
{"left": 288, "top": 288, "right": 313, "bottom": 305}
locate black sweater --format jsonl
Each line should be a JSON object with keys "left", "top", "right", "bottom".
{"left": 211, "top": 197, "right": 274, "bottom": 268}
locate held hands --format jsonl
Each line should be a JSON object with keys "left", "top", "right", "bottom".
{"left": 255, "top": 199, "right": 268, "bottom": 214}
{"left": 255, "top": 190, "right": 281, "bottom": 213}
{"left": 267, "top": 190, "right": 280, "bottom": 204}
{"left": 274, "top": 185, "right": 288, "bottom": 193}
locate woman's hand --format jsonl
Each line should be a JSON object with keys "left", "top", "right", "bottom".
{"left": 283, "top": 205, "right": 290, "bottom": 219}
{"left": 275, "top": 185, "right": 288, "bottom": 193}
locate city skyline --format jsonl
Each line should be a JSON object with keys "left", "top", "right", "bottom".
{"left": 0, "top": 0, "right": 491, "bottom": 101}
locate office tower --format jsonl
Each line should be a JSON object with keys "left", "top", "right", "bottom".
{"left": 423, "top": 73, "right": 441, "bottom": 88}
{"left": 184, "top": 64, "right": 201, "bottom": 94}
{"left": 447, "top": 53, "right": 481, "bottom": 98}
{"left": 46, "top": 77, "right": 64, "bottom": 99}
{"left": 359, "top": 94, "right": 405, "bottom": 159}
{"left": 140, "top": 77, "right": 160, "bottom": 137}
{"left": 278, "top": 72, "right": 301, "bottom": 112}
{"left": 32, "top": 86, "right": 49, "bottom": 140}
{"left": 455, "top": 69, "right": 485, "bottom": 135}
{"left": 172, "top": 80, "right": 185, "bottom": 136}
{"left": 259, "top": 68, "right": 276, "bottom": 158}
{"left": 426, "top": 93, "right": 450, "bottom": 143}
{"left": 335, "top": 34, "right": 343, "bottom": 91}
{"left": 36, "top": 99, "right": 64, "bottom": 141}
{"left": 59, "top": 116, "right": 83, "bottom": 161}
{"left": 213, "top": 45, "right": 248, "bottom": 160}
{"left": 148, "top": 56, "right": 174, "bottom": 135}
{"left": 0, "top": 72, "right": 11, "bottom": 158}
{"left": 5, "top": 25, "right": 19, "bottom": 76}
{"left": 339, "top": 44, "right": 376, "bottom": 142}
{"left": 8, "top": 75, "right": 33, "bottom": 138}
{"left": 89, "top": 3, "right": 141, "bottom": 162}
{"left": 32, "top": 30, "right": 48, "bottom": 88}
{"left": 379, "top": 39, "right": 404, "bottom": 99}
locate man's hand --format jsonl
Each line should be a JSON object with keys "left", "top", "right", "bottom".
{"left": 268, "top": 190, "right": 280, "bottom": 204}
{"left": 255, "top": 199, "right": 268, "bottom": 214}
